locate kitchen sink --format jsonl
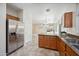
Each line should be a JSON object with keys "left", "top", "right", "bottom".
{"left": 65, "top": 37, "right": 79, "bottom": 50}
{"left": 65, "top": 36, "right": 79, "bottom": 44}
{"left": 72, "top": 45, "right": 79, "bottom": 50}
{"left": 65, "top": 38, "right": 77, "bottom": 44}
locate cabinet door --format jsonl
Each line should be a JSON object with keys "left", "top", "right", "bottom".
{"left": 64, "top": 12, "right": 73, "bottom": 28}
{"left": 66, "top": 45, "right": 77, "bottom": 56}
{"left": 44, "top": 36, "right": 50, "bottom": 48}
{"left": 39, "top": 35, "right": 46, "bottom": 47}
{"left": 59, "top": 40, "right": 66, "bottom": 56}
{"left": 39, "top": 35, "right": 43, "bottom": 47}
{"left": 49, "top": 36, "right": 57, "bottom": 49}
{"left": 57, "top": 37, "right": 60, "bottom": 51}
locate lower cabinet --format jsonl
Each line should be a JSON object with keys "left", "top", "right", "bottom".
{"left": 48, "top": 36, "right": 57, "bottom": 49}
{"left": 65, "top": 45, "right": 77, "bottom": 56}
{"left": 57, "top": 37, "right": 60, "bottom": 51}
{"left": 57, "top": 37, "right": 78, "bottom": 56}
{"left": 39, "top": 35, "right": 46, "bottom": 48}
{"left": 39, "top": 35, "right": 57, "bottom": 50}
{"left": 39, "top": 35, "right": 78, "bottom": 56}
{"left": 58, "top": 39, "right": 66, "bottom": 56}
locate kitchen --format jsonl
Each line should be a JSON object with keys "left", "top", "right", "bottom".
{"left": 32, "top": 3, "right": 79, "bottom": 56}
{"left": 0, "top": 3, "right": 79, "bottom": 56}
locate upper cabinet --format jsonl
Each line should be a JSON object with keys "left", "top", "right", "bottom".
{"left": 64, "top": 12, "right": 73, "bottom": 28}
{"left": 6, "top": 14, "right": 20, "bottom": 21}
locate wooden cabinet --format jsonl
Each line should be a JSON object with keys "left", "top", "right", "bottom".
{"left": 48, "top": 36, "right": 57, "bottom": 49}
{"left": 44, "top": 36, "right": 50, "bottom": 48}
{"left": 64, "top": 12, "right": 73, "bottom": 28}
{"left": 6, "top": 14, "right": 20, "bottom": 21}
{"left": 59, "top": 40, "right": 66, "bottom": 56}
{"left": 56, "top": 37, "right": 78, "bottom": 56}
{"left": 57, "top": 37, "right": 60, "bottom": 51}
{"left": 39, "top": 34, "right": 78, "bottom": 56}
{"left": 39, "top": 35, "right": 57, "bottom": 49}
{"left": 39, "top": 35, "right": 45, "bottom": 47}
{"left": 57, "top": 38, "right": 66, "bottom": 56}
{"left": 65, "top": 45, "right": 77, "bottom": 56}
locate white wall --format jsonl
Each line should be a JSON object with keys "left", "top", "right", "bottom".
{"left": 6, "top": 4, "right": 18, "bottom": 17}
{"left": 17, "top": 10, "right": 23, "bottom": 22}
{"left": 75, "top": 4, "right": 79, "bottom": 35}
{"left": 0, "top": 3, "right": 6, "bottom": 56}
{"left": 23, "top": 5, "right": 32, "bottom": 43}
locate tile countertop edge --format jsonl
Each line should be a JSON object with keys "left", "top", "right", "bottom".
{"left": 58, "top": 36, "right": 79, "bottom": 55}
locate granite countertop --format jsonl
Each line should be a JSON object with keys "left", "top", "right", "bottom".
{"left": 58, "top": 36, "right": 79, "bottom": 55}
{"left": 39, "top": 34, "right": 58, "bottom": 36}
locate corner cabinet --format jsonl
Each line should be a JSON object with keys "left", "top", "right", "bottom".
{"left": 64, "top": 12, "right": 73, "bottom": 28}
{"left": 57, "top": 37, "right": 78, "bottom": 56}
{"left": 65, "top": 44, "right": 77, "bottom": 56}
{"left": 57, "top": 38, "right": 66, "bottom": 56}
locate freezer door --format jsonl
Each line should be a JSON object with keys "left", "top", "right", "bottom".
{"left": 7, "top": 20, "right": 18, "bottom": 54}
{"left": 8, "top": 34, "right": 17, "bottom": 53}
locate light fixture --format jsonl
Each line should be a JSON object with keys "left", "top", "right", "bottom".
{"left": 46, "top": 8, "right": 50, "bottom": 12}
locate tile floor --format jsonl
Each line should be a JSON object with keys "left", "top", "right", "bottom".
{"left": 9, "top": 34, "right": 59, "bottom": 56}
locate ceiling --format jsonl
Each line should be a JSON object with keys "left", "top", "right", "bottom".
{"left": 7, "top": 3, "right": 77, "bottom": 24}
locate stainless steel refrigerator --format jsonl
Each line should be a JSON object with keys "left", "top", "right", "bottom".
{"left": 6, "top": 19, "right": 24, "bottom": 55}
